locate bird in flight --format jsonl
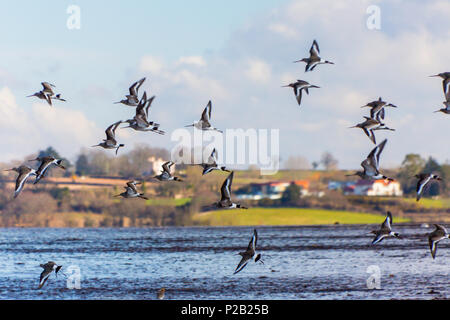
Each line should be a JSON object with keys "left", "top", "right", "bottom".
{"left": 370, "top": 211, "right": 400, "bottom": 245}
{"left": 38, "top": 261, "right": 63, "bottom": 289}
{"left": 282, "top": 80, "right": 320, "bottom": 106}
{"left": 123, "top": 92, "right": 164, "bottom": 134}
{"left": 414, "top": 173, "right": 442, "bottom": 202}
{"left": 346, "top": 139, "right": 394, "bottom": 181}
{"left": 361, "top": 97, "right": 397, "bottom": 122}
{"left": 27, "top": 82, "right": 65, "bottom": 106}
{"left": 349, "top": 117, "right": 382, "bottom": 144}
{"left": 185, "top": 100, "right": 223, "bottom": 133}
{"left": 191, "top": 148, "right": 230, "bottom": 176}
{"left": 115, "top": 77, "right": 146, "bottom": 107}
{"left": 294, "top": 40, "right": 334, "bottom": 72}
{"left": 153, "top": 161, "right": 183, "bottom": 182}
{"left": 4, "top": 165, "right": 37, "bottom": 198}
{"left": 430, "top": 72, "right": 450, "bottom": 97}
{"left": 92, "top": 121, "right": 125, "bottom": 155}
{"left": 114, "top": 181, "right": 148, "bottom": 200}
{"left": 428, "top": 224, "right": 449, "bottom": 259}
{"left": 28, "top": 156, "right": 66, "bottom": 184}
{"left": 214, "top": 171, "right": 247, "bottom": 209}
{"left": 234, "top": 229, "right": 263, "bottom": 275}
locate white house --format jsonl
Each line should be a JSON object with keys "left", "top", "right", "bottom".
{"left": 344, "top": 179, "right": 403, "bottom": 196}
{"left": 147, "top": 156, "right": 169, "bottom": 175}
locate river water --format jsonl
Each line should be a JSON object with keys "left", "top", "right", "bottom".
{"left": 0, "top": 225, "right": 448, "bottom": 300}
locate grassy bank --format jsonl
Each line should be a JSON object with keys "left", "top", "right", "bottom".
{"left": 193, "top": 208, "right": 411, "bottom": 226}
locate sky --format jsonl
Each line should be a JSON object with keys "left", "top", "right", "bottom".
{"left": 0, "top": 0, "right": 449, "bottom": 170}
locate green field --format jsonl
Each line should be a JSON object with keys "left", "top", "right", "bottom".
{"left": 193, "top": 207, "right": 411, "bottom": 226}
{"left": 401, "top": 197, "right": 450, "bottom": 209}
{"left": 145, "top": 197, "right": 191, "bottom": 206}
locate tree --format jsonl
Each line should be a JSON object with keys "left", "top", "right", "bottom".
{"left": 37, "top": 146, "right": 71, "bottom": 168}
{"left": 75, "top": 154, "right": 90, "bottom": 176}
{"left": 422, "top": 157, "right": 444, "bottom": 197}
{"left": 281, "top": 183, "right": 301, "bottom": 205}
{"left": 321, "top": 152, "right": 338, "bottom": 171}
{"left": 397, "top": 154, "right": 426, "bottom": 195}
{"left": 283, "top": 156, "right": 311, "bottom": 170}
{"left": 312, "top": 161, "right": 319, "bottom": 170}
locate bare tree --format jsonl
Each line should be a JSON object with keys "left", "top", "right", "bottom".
{"left": 321, "top": 152, "right": 338, "bottom": 171}
{"left": 283, "top": 156, "right": 311, "bottom": 170}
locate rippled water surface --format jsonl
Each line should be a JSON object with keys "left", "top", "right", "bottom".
{"left": 0, "top": 225, "right": 448, "bottom": 300}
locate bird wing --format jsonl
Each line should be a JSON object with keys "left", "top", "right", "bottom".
{"left": 372, "top": 233, "right": 387, "bottom": 245}
{"left": 362, "top": 128, "right": 376, "bottom": 144}
{"left": 35, "top": 160, "right": 54, "bottom": 183}
{"left": 247, "top": 229, "right": 257, "bottom": 251}
{"left": 105, "top": 121, "right": 122, "bottom": 140}
{"left": 381, "top": 212, "right": 392, "bottom": 231}
{"left": 234, "top": 256, "right": 251, "bottom": 275}
{"left": 41, "top": 82, "right": 55, "bottom": 94}
{"left": 296, "top": 87, "right": 303, "bottom": 106}
{"left": 162, "top": 161, "right": 173, "bottom": 174}
{"left": 434, "top": 224, "right": 447, "bottom": 233}
{"left": 416, "top": 175, "right": 431, "bottom": 200}
{"left": 126, "top": 181, "right": 139, "bottom": 193}
{"left": 207, "top": 148, "right": 218, "bottom": 165}
{"left": 443, "top": 78, "right": 450, "bottom": 97}
{"left": 310, "top": 40, "right": 320, "bottom": 56}
{"left": 14, "top": 170, "right": 34, "bottom": 198}
{"left": 38, "top": 267, "right": 53, "bottom": 289}
{"left": 374, "top": 139, "right": 387, "bottom": 169}
{"left": 429, "top": 238, "right": 438, "bottom": 259}
{"left": 201, "top": 101, "right": 212, "bottom": 122}
{"left": 361, "top": 158, "right": 377, "bottom": 176}
{"left": 128, "top": 79, "right": 140, "bottom": 96}
{"left": 45, "top": 93, "right": 53, "bottom": 106}
{"left": 135, "top": 92, "right": 148, "bottom": 117}
{"left": 220, "top": 171, "right": 234, "bottom": 201}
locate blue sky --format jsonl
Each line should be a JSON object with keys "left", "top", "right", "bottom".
{"left": 0, "top": 0, "right": 449, "bottom": 170}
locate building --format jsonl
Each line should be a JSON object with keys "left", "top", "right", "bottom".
{"left": 236, "top": 180, "right": 310, "bottom": 200}
{"left": 147, "top": 156, "right": 169, "bottom": 175}
{"left": 343, "top": 179, "right": 403, "bottom": 196}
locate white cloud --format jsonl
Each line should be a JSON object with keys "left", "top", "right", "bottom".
{"left": 245, "top": 59, "right": 271, "bottom": 83}
{"left": 139, "top": 56, "right": 165, "bottom": 75}
{"left": 177, "top": 56, "right": 207, "bottom": 67}
{"left": 0, "top": 87, "right": 101, "bottom": 162}
{"left": 267, "top": 23, "right": 297, "bottom": 39}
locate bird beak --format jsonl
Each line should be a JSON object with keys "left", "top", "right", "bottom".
{"left": 429, "top": 75, "right": 439, "bottom": 77}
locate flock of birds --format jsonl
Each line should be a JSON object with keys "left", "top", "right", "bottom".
{"left": 2, "top": 40, "right": 449, "bottom": 291}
